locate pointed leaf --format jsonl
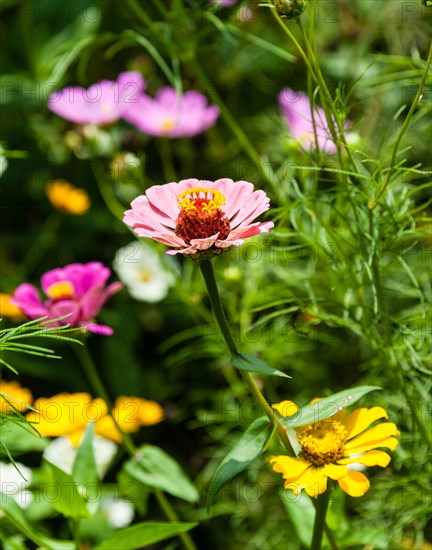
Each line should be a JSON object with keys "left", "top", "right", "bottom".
{"left": 95, "top": 522, "right": 198, "bottom": 550}
{"left": 72, "top": 422, "right": 98, "bottom": 486}
{"left": 277, "top": 386, "right": 381, "bottom": 428}
{"left": 124, "top": 445, "right": 198, "bottom": 503}
{"left": 230, "top": 353, "right": 290, "bottom": 378}
{"left": 44, "top": 460, "right": 93, "bottom": 518}
{"left": 207, "top": 416, "right": 271, "bottom": 511}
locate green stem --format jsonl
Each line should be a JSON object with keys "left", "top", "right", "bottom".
{"left": 376, "top": 40, "right": 432, "bottom": 203}
{"left": 190, "top": 59, "right": 275, "bottom": 187}
{"left": 198, "top": 259, "right": 293, "bottom": 452}
{"left": 73, "top": 344, "right": 137, "bottom": 456}
{"left": 311, "top": 489, "right": 331, "bottom": 550}
{"left": 91, "top": 160, "right": 125, "bottom": 222}
{"left": 125, "top": 0, "right": 153, "bottom": 26}
{"left": 16, "top": 213, "right": 61, "bottom": 279}
{"left": 158, "top": 139, "right": 177, "bottom": 182}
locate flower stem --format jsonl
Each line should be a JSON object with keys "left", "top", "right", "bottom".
{"left": 74, "top": 344, "right": 197, "bottom": 550}
{"left": 376, "top": 39, "right": 432, "bottom": 203}
{"left": 311, "top": 489, "right": 331, "bottom": 550}
{"left": 198, "top": 259, "right": 293, "bottom": 452}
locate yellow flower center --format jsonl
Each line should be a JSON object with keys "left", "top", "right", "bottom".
{"left": 46, "top": 281, "right": 75, "bottom": 300}
{"left": 175, "top": 187, "right": 230, "bottom": 245}
{"left": 139, "top": 269, "right": 152, "bottom": 282}
{"left": 161, "top": 119, "right": 175, "bottom": 132}
{"left": 297, "top": 419, "right": 347, "bottom": 466}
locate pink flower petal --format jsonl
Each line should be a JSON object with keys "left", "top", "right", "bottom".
{"left": 11, "top": 284, "right": 47, "bottom": 319}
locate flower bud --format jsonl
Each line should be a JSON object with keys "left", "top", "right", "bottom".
{"left": 274, "top": 0, "right": 306, "bottom": 18}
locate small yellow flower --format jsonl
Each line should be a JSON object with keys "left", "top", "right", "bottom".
{"left": 95, "top": 396, "right": 164, "bottom": 443}
{"left": 26, "top": 393, "right": 99, "bottom": 446}
{"left": 0, "top": 379, "right": 33, "bottom": 413}
{"left": 26, "top": 393, "right": 163, "bottom": 446}
{"left": 0, "top": 293, "right": 25, "bottom": 321}
{"left": 269, "top": 400, "right": 399, "bottom": 498}
{"left": 46, "top": 180, "right": 90, "bottom": 215}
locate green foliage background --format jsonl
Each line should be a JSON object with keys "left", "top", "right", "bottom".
{"left": 0, "top": 0, "right": 431, "bottom": 549}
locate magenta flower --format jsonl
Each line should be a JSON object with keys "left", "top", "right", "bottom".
{"left": 123, "top": 178, "right": 274, "bottom": 256}
{"left": 123, "top": 87, "right": 219, "bottom": 138}
{"left": 279, "top": 88, "right": 346, "bottom": 153}
{"left": 48, "top": 72, "right": 145, "bottom": 125}
{"left": 11, "top": 263, "right": 123, "bottom": 335}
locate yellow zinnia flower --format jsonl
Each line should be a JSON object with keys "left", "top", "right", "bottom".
{"left": 95, "top": 396, "right": 164, "bottom": 443}
{"left": 269, "top": 399, "right": 399, "bottom": 498}
{"left": 0, "top": 379, "right": 33, "bottom": 413}
{"left": 26, "top": 393, "right": 102, "bottom": 446}
{"left": 0, "top": 293, "right": 25, "bottom": 321}
{"left": 26, "top": 392, "right": 163, "bottom": 446}
{"left": 46, "top": 180, "right": 90, "bottom": 215}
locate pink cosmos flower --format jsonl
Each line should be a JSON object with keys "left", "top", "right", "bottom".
{"left": 123, "top": 178, "right": 274, "bottom": 256}
{"left": 11, "top": 263, "right": 123, "bottom": 335}
{"left": 279, "top": 88, "right": 347, "bottom": 153}
{"left": 48, "top": 72, "right": 145, "bottom": 125}
{"left": 122, "top": 87, "right": 219, "bottom": 138}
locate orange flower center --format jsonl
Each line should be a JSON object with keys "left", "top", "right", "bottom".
{"left": 46, "top": 281, "right": 75, "bottom": 300}
{"left": 175, "top": 187, "right": 231, "bottom": 245}
{"left": 297, "top": 419, "right": 347, "bottom": 466}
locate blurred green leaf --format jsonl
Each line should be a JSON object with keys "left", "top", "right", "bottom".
{"left": 0, "top": 496, "right": 74, "bottom": 549}
{"left": 0, "top": 420, "right": 46, "bottom": 456}
{"left": 207, "top": 416, "right": 271, "bottom": 511}
{"left": 95, "top": 521, "right": 198, "bottom": 550}
{"left": 44, "top": 460, "right": 94, "bottom": 518}
{"left": 124, "top": 445, "right": 199, "bottom": 503}
{"left": 72, "top": 421, "right": 98, "bottom": 486}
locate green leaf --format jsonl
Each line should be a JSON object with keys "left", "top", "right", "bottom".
{"left": 95, "top": 522, "right": 198, "bottom": 550}
{"left": 230, "top": 353, "right": 290, "bottom": 378}
{"left": 72, "top": 422, "right": 98, "bottom": 486}
{"left": 281, "top": 490, "right": 316, "bottom": 547}
{"left": 278, "top": 386, "right": 381, "bottom": 428}
{"left": 0, "top": 421, "right": 47, "bottom": 455}
{"left": 44, "top": 460, "right": 93, "bottom": 518}
{"left": 0, "top": 496, "right": 75, "bottom": 549}
{"left": 124, "top": 445, "right": 199, "bottom": 503}
{"left": 207, "top": 417, "right": 271, "bottom": 511}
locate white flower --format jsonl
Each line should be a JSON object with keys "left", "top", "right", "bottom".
{"left": 100, "top": 496, "right": 135, "bottom": 528}
{"left": 0, "top": 155, "right": 8, "bottom": 178}
{"left": 0, "top": 461, "right": 33, "bottom": 508}
{"left": 113, "top": 242, "right": 174, "bottom": 303}
{"left": 43, "top": 436, "right": 117, "bottom": 478}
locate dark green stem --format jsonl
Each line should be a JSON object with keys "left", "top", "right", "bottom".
{"left": 198, "top": 259, "right": 293, "bottom": 452}
{"left": 311, "top": 489, "right": 331, "bottom": 550}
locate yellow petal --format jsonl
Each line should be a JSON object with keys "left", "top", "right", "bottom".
{"left": 338, "top": 470, "right": 370, "bottom": 497}
{"left": 339, "top": 450, "right": 391, "bottom": 468}
{"left": 68, "top": 428, "right": 85, "bottom": 447}
{"left": 272, "top": 400, "right": 299, "bottom": 417}
{"left": 324, "top": 463, "right": 348, "bottom": 480}
{"left": 343, "top": 407, "right": 389, "bottom": 441}
{"left": 344, "top": 422, "right": 400, "bottom": 453}
{"left": 269, "top": 455, "right": 310, "bottom": 480}
{"left": 298, "top": 466, "right": 328, "bottom": 497}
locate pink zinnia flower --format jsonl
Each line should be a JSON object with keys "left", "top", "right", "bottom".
{"left": 48, "top": 72, "right": 145, "bottom": 125}
{"left": 279, "top": 88, "right": 347, "bottom": 153}
{"left": 11, "top": 262, "right": 123, "bottom": 335}
{"left": 122, "top": 87, "right": 219, "bottom": 138}
{"left": 123, "top": 178, "right": 274, "bottom": 256}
